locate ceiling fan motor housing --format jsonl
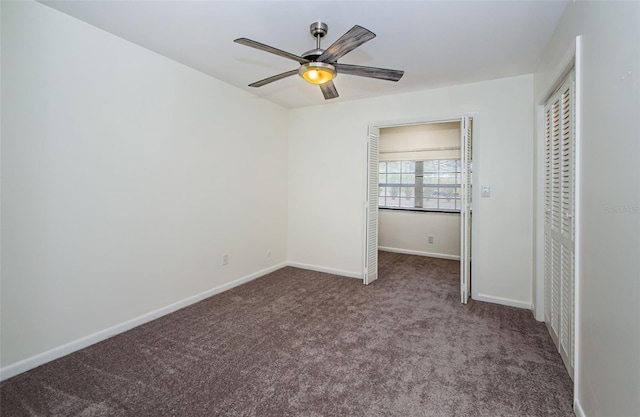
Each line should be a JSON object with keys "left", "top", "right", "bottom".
{"left": 302, "top": 48, "right": 324, "bottom": 61}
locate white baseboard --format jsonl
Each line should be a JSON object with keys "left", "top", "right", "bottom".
{"left": 574, "top": 399, "right": 586, "bottom": 417}
{"left": 286, "top": 261, "right": 362, "bottom": 279}
{"left": 0, "top": 262, "right": 287, "bottom": 382}
{"left": 474, "top": 293, "right": 532, "bottom": 310}
{"left": 378, "top": 246, "right": 460, "bottom": 261}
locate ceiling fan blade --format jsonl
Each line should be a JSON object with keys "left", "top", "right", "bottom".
{"left": 318, "top": 25, "right": 376, "bottom": 63}
{"left": 320, "top": 81, "right": 339, "bottom": 100}
{"left": 248, "top": 69, "right": 298, "bottom": 87}
{"left": 234, "top": 38, "right": 310, "bottom": 64}
{"left": 335, "top": 63, "right": 404, "bottom": 82}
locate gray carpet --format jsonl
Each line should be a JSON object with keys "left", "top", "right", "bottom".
{"left": 0, "top": 252, "right": 574, "bottom": 416}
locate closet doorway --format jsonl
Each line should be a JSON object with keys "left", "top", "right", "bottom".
{"left": 363, "top": 116, "right": 473, "bottom": 304}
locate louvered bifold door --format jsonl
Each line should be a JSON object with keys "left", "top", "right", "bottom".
{"left": 364, "top": 127, "right": 379, "bottom": 285}
{"left": 460, "top": 116, "right": 472, "bottom": 303}
{"left": 544, "top": 106, "right": 553, "bottom": 332}
{"left": 558, "top": 80, "right": 575, "bottom": 377}
{"left": 551, "top": 97, "right": 562, "bottom": 343}
{"left": 543, "top": 72, "right": 575, "bottom": 379}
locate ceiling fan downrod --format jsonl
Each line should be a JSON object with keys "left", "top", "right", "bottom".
{"left": 310, "top": 21, "right": 328, "bottom": 50}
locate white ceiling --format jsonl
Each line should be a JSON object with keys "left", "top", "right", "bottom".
{"left": 40, "top": 0, "right": 567, "bottom": 109}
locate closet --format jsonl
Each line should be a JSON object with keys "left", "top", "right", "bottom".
{"left": 544, "top": 71, "right": 575, "bottom": 379}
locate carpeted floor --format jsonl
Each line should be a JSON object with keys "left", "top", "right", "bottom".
{"left": 0, "top": 252, "right": 574, "bottom": 416}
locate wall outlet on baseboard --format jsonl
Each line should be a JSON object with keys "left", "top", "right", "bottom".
{"left": 222, "top": 254, "right": 229, "bottom": 266}
{"left": 428, "top": 235, "right": 434, "bottom": 244}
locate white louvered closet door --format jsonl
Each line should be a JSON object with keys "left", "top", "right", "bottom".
{"left": 543, "top": 72, "right": 575, "bottom": 379}
{"left": 460, "top": 116, "right": 472, "bottom": 303}
{"left": 364, "top": 126, "right": 379, "bottom": 285}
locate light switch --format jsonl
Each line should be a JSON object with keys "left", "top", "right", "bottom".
{"left": 481, "top": 185, "right": 491, "bottom": 198}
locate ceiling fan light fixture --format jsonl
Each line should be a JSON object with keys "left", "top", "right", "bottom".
{"left": 299, "top": 62, "right": 336, "bottom": 85}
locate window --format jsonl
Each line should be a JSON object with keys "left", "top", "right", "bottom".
{"left": 378, "top": 161, "right": 416, "bottom": 208}
{"left": 423, "top": 160, "right": 462, "bottom": 210}
{"left": 379, "top": 159, "right": 461, "bottom": 212}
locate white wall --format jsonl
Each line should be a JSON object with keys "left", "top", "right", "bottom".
{"left": 533, "top": 2, "right": 640, "bottom": 416}
{"left": 1, "top": 1, "right": 288, "bottom": 371}
{"left": 379, "top": 210, "right": 460, "bottom": 259}
{"left": 288, "top": 75, "right": 534, "bottom": 308}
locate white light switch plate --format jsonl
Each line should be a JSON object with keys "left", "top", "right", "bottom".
{"left": 481, "top": 186, "right": 491, "bottom": 198}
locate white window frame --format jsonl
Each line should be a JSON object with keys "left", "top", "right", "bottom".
{"left": 378, "top": 159, "right": 462, "bottom": 212}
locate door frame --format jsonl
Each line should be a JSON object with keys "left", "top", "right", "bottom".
{"left": 364, "top": 113, "right": 479, "bottom": 302}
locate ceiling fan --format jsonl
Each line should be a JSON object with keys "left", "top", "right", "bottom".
{"left": 234, "top": 22, "right": 404, "bottom": 100}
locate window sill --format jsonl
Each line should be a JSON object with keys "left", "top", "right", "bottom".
{"left": 379, "top": 207, "right": 461, "bottom": 214}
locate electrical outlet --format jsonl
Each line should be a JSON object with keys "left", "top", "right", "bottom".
{"left": 266, "top": 250, "right": 271, "bottom": 258}
{"left": 222, "top": 254, "right": 228, "bottom": 266}
{"left": 428, "top": 235, "right": 434, "bottom": 244}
